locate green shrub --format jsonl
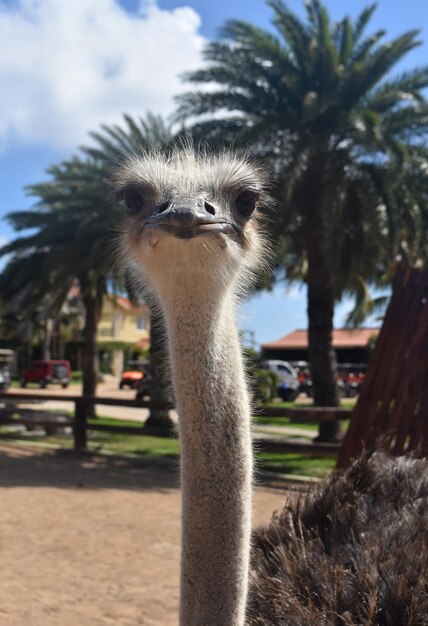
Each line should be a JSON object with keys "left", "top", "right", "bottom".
{"left": 242, "top": 347, "right": 279, "bottom": 405}
{"left": 253, "top": 369, "right": 279, "bottom": 405}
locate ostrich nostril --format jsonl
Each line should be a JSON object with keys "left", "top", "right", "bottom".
{"left": 204, "top": 201, "right": 216, "bottom": 216}
{"left": 156, "top": 201, "right": 170, "bottom": 214}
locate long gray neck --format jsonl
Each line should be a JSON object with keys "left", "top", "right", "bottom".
{"left": 161, "top": 289, "right": 252, "bottom": 626}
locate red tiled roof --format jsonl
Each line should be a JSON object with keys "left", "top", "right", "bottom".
{"left": 115, "top": 295, "right": 133, "bottom": 311}
{"left": 67, "top": 287, "right": 148, "bottom": 316}
{"left": 111, "top": 295, "right": 149, "bottom": 315}
{"left": 262, "top": 328, "right": 380, "bottom": 350}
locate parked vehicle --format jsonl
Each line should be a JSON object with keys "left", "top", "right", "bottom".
{"left": 338, "top": 364, "right": 366, "bottom": 398}
{"left": 0, "top": 349, "right": 14, "bottom": 390}
{"left": 258, "top": 359, "right": 299, "bottom": 401}
{"left": 135, "top": 367, "right": 175, "bottom": 402}
{"left": 290, "top": 361, "right": 313, "bottom": 397}
{"left": 289, "top": 361, "right": 367, "bottom": 399}
{"left": 135, "top": 369, "right": 152, "bottom": 400}
{"left": 20, "top": 359, "right": 71, "bottom": 388}
{"left": 119, "top": 360, "right": 149, "bottom": 390}
{"left": 277, "top": 380, "right": 299, "bottom": 401}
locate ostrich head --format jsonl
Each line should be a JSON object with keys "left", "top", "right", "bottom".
{"left": 114, "top": 147, "right": 270, "bottom": 303}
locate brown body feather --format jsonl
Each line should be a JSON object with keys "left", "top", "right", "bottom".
{"left": 248, "top": 451, "right": 428, "bottom": 625}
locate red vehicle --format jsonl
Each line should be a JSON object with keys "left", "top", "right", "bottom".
{"left": 20, "top": 360, "right": 71, "bottom": 389}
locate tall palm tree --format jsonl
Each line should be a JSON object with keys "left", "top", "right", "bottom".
{"left": 176, "top": 0, "right": 428, "bottom": 438}
{"left": 1, "top": 114, "right": 176, "bottom": 433}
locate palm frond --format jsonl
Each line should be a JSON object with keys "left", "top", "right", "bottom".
{"left": 268, "top": 0, "right": 311, "bottom": 71}
{"left": 353, "top": 4, "right": 378, "bottom": 43}
{"left": 336, "top": 18, "right": 354, "bottom": 65}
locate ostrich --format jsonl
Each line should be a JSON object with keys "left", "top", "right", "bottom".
{"left": 114, "top": 147, "right": 428, "bottom": 626}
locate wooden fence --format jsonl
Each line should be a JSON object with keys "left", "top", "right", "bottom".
{"left": 0, "top": 391, "right": 349, "bottom": 457}
{"left": 338, "top": 265, "right": 428, "bottom": 467}
{"left": 0, "top": 392, "right": 172, "bottom": 449}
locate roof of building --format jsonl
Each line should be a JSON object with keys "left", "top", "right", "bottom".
{"left": 262, "top": 328, "right": 380, "bottom": 350}
{"left": 67, "top": 286, "right": 149, "bottom": 316}
{"left": 108, "top": 294, "right": 149, "bottom": 315}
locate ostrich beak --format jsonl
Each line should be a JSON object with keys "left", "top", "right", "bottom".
{"left": 143, "top": 196, "right": 241, "bottom": 240}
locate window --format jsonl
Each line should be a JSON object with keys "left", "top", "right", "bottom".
{"left": 136, "top": 316, "right": 146, "bottom": 331}
{"left": 99, "top": 327, "right": 112, "bottom": 337}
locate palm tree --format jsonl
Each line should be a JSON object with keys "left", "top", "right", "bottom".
{"left": 176, "top": 0, "right": 428, "bottom": 439}
{"left": 1, "top": 114, "right": 176, "bottom": 435}
{"left": 82, "top": 113, "right": 178, "bottom": 432}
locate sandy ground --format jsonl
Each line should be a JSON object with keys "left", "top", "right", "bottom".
{"left": 0, "top": 442, "right": 291, "bottom": 626}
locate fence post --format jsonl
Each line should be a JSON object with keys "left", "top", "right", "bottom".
{"left": 74, "top": 397, "right": 87, "bottom": 451}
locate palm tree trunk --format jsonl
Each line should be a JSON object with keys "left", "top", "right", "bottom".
{"left": 74, "top": 285, "right": 100, "bottom": 450}
{"left": 81, "top": 294, "right": 99, "bottom": 398}
{"left": 306, "top": 230, "right": 342, "bottom": 441}
{"left": 42, "top": 315, "right": 53, "bottom": 360}
{"left": 143, "top": 307, "right": 174, "bottom": 436}
{"left": 80, "top": 277, "right": 103, "bottom": 418}
{"left": 302, "top": 147, "right": 342, "bottom": 442}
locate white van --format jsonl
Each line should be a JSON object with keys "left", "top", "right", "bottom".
{"left": 258, "top": 360, "right": 299, "bottom": 400}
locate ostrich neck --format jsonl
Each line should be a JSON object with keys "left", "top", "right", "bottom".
{"left": 162, "top": 288, "right": 252, "bottom": 626}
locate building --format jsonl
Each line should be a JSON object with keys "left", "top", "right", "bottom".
{"left": 261, "top": 328, "right": 380, "bottom": 364}
{"left": 98, "top": 295, "right": 150, "bottom": 347}
{"left": 97, "top": 295, "right": 150, "bottom": 376}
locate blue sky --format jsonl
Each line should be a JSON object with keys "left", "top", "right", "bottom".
{"left": 0, "top": 0, "right": 426, "bottom": 346}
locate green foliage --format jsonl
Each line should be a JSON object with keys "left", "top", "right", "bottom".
{"left": 243, "top": 348, "right": 279, "bottom": 405}
{"left": 84, "top": 112, "right": 176, "bottom": 163}
{"left": 253, "top": 368, "right": 279, "bottom": 404}
{"left": 243, "top": 346, "right": 260, "bottom": 371}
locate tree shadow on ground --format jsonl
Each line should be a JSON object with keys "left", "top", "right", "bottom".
{"left": 0, "top": 442, "right": 180, "bottom": 492}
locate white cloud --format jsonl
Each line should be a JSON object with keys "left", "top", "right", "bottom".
{"left": 0, "top": 0, "right": 205, "bottom": 150}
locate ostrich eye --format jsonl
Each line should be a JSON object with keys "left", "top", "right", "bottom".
{"left": 124, "top": 189, "right": 145, "bottom": 214}
{"left": 235, "top": 190, "right": 258, "bottom": 219}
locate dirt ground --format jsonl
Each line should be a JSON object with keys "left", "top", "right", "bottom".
{"left": 0, "top": 442, "right": 292, "bottom": 626}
